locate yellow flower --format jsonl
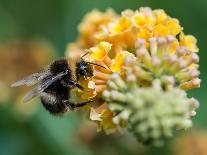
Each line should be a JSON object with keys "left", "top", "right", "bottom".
{"left": 110, "top": 51, "right": 135, "bottom": 72}
{"left": 66, "top": 9, "right": 117, "bottom": 58}
{"left": 96, "top": 7, "right": 183, "bottom": 51}
{"left": 78, "top": 9, "right": 117, "bottom": 38}
{"left": 75, "top": 36, "right": 199, "bottom": 134}
{"left": 90, "top": 103, "right": 116, "bottom": 134}
{"left": 180, "top": 32, "right": 199, "bottom": 52}
{"left": 65, "top": 7, "right": 200, "bottom": 136}
{"left": 153, "top": 9, "right": 167, "bottom": 23}
{"left": 153, "top": 24, "right": 170, "bottom": 37}
{"left": 88, "top": 41, "right": 112, "bottom": 61}
{"left": 133, "top": 36, "right": 200, "bottom": 90}
{"left": 75, "top": 78, "right": 97, "bottom": 100}
{"left": 109, "top": 16, "right": 131, "bottom": 35}
{"left": 78, "top": 42, "right": 135, "bottom": 133}
{"left": 137, "top": 28, "right": 151, "bottom": 40}
{"left": 133, "top": 12, "right": 149, "bottom": 27}
{"left": 84, "top": 42, "right": 137, "bottom": 97}
{"left": 133, "top": 10, "right": 155, "bottom": 28}
{"left": 166, "top": 19, "right": 181, "bottom": 36}
{"left": 67, "top": 7, "right": 197, "bottom": 62}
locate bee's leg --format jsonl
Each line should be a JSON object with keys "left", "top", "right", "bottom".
{"left": 66, "top": 80, "right": 85, "bottom": 91}
{"left": 63, "top": 100, "right": 94, "bottom": 110}
{"left": 74, "top": 83, "right": 85, "bottom": 91}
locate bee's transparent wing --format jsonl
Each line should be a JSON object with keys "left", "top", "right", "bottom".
{"left": 23, "top": 87, "right": 41, "bottom": 103}
{"left": 23, "top": 71, "right": 67, "bottom": 103}
{"left": 11, "top": 69, "right": 51, "bottom": 87}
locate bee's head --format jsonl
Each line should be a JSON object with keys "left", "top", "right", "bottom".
{"left": 76, "top": 60, "right": 93, "bottom": 80}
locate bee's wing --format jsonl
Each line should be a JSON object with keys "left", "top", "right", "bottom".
{"left": 23, "top": 71, "right": 67, "bottom": 103}
{"left": 23, "top": 87, "right": 41, "bottom": 103}
{"left": 11, "top": 69, "right": 51, "bottom": 87}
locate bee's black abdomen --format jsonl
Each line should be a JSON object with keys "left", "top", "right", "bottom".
{"left": 41, "top": 100, "right": 66, "bottom": 114}
{"left": 40, "top": 91, "right": 67, "bottom": 114}
{"left": 40, "top": 77, "right": 70, "bottom": 114}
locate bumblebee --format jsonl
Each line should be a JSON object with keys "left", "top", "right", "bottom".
{"left": 11, "top": 55, "right": 104, "bottom": 115}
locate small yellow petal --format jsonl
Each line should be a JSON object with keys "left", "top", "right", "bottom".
{"left": 101, "top": 109, "right": 117, "bottom": 134}
{"left": 90, "top": 108, "right": 102, "bottom": 121}
{"left": 89, "top": 41, "right": 112, "bottom": 61}
{"left": 180, "top": 33, "right": 199, "bottom": 52}
{"left": 133, "top": 8, "right": 155, "bottom": 27}
{"left": 76, "top": 78, "right": 97, "bottom": 99}
{"left": 166, "top": 19, "right": 182, "bottom": 36}
{"left": 153, "top": 24, "right": 170, "bottom": 37}
{"left": 122, "top": 9, "right": 134, "bottom": 19}
{"left": 170, "top": 40, "right": 179, "bottom": 53}
{"left": 154, "top": 9, "right": 167, "bottom": 23}
{"left": 137, "top": 28, "right": 151, "bottom": 40}
{"left": 110, "top": 51, "right": 135, "bottom": 72}
{"left": 90, "top": 104, "right": 116, "bottom": 134}
{"left": 110, "top": 16, "right": 131, "bottom": 34}
{"left": 133, "top": 12, "right": 148, "bottom": 27}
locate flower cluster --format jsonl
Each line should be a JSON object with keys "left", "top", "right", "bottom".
{"left": 103, "top": 73, "right": 199, "bottom": 145}
{"left": 95, "top": 7, "right": 198, "bottom": 56}
{"left": 126, "top": 36, "right": 200, "bottom": 90}
{"left": 66, "top": 7, "right": 200, "bottom": 146}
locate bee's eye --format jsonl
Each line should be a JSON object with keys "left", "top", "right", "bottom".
{"left": 78, "top": 65, "right": 86, "bottom": 75}
{"left": 76, "top": 61, "right": 93, "bottom": 80}
{"left": 80, "top": 65, "right": 87, "bottom": 71}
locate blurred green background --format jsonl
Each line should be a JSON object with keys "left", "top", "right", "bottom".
{"left": 0, "top": 0, "right": 206, "bottom": 155}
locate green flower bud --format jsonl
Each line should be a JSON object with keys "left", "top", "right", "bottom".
{"left": 104, "top": 73, "right": 198, "bottom": 146}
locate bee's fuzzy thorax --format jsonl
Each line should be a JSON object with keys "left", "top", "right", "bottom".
{"left": 50, "top": 59, "right": 70, "bottom": 74}
{"left": 66, "top": 57, "right": 77, "bottom": 81}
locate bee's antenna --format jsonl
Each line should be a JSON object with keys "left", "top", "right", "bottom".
{"left": 81, "top": 51, "right": 90, "bottom": 59}
{"left": 81, "top": 51, "right": 107, "bottom": 69}
{"left": 87, "top": 62, "right": 106, "bottom": 69}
